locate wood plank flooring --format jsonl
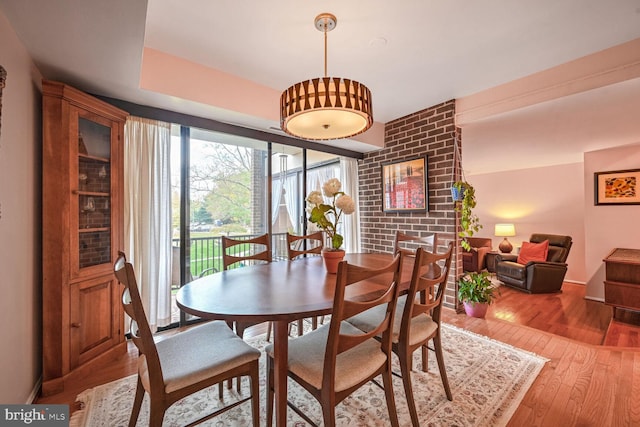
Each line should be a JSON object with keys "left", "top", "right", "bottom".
{"left": 36, "top": 282, "right": 640, "bottom": 426}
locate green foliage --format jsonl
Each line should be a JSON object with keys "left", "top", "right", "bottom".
{"left": 453, "top": 181, "right": 482, "bottom": 251}
{"left": 308, "top": 203, "right": 343, "bottom": 249}
{"left": 192, "top": 206, "right": 213, "bottom": 224}
{"left": 204, "top": 169, "right": 251, "bottom": 225}
{"left": 172, "top": 143, "right": 254, "bottom": 230}
{"left": 309, "top": 204, "right": 333, "bottom": 230}
{"left": 457, "top": 271, "right": 499, "bottom": 305}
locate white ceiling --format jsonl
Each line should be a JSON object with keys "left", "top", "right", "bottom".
{"left": 2, "top": 0, "right": 640, "bottom": 172}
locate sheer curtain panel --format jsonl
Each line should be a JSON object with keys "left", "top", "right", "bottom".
{"left": 283, "top": 174, "right": 299, "bottom": 234}
{"left": 124, "top": 116, "right": 173, "bottom": 330}
{"left": 340, "top": 157, "right": 361, "bottom": 253}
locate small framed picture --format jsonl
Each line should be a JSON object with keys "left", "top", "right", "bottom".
{"left": 381, "top": 156, "right": 428, "bottom": 212}
{"left": 594, "top": 168, "right": 640, "bottom": 205}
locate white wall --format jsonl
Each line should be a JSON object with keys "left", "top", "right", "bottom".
{"left": 584, "top": 143, "right": 640, "bottom": 301}
{"left": 467, "top": 162, "right": 586, "bottom": 283}
{"left": 0, "top": 10, "right": 42, "bottom": 403}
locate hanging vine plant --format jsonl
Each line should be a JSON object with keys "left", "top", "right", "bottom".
{"left": 451, "top": 134, "right": 482, "bottom": 251}
{"left": 454, "top": 180, "right": 482, "bottom": 250}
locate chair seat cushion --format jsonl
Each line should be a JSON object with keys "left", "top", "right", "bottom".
{"left": 140, "top": 320, "right": 260, "bottom": 394}
{"left": 347, "top": 296, "right": 438, "bottom": 346}
{"left": 265, "top": 321, "right": 386, "bottom": 392}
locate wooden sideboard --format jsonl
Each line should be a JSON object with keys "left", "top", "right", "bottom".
{"left": 603, "top": 248, "right": 640, "bottom": 318}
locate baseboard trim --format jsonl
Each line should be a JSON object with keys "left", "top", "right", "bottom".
{"left": 27, "top": 377, "right": 42, "bottom": 403}
{"left": 565, "top": 279, "right": 586, "bottom": 285}
{"left": 585, "top": 295, "right": 605, "bottom": 303}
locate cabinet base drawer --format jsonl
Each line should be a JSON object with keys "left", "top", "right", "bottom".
{"left": 604, "top": 280, "right": 640, "bottom": 311}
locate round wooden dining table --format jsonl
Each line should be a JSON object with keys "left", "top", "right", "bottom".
{"left": 176, "top": 252, "right": 409, "bottom": 427}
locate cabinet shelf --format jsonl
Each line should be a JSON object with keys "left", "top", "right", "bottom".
{"left": 75, "top": 190, "right": 110, "bottom": 197}
{"left": 79, "top": 153, "right": 110, "bottom": 163}
{"left": 79, "top": 227, "right": 110, "bottom": 233}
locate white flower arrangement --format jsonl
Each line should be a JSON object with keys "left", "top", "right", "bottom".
{"left": 306, "top": 178, "right": 355, "bottom": 250}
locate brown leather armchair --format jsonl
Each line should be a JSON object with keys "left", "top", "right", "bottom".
{"left": 462, "top": 237, "right": 493, "bottom": 272}
{"left": 495, "top": 233, "right": 572, "bottom": 294}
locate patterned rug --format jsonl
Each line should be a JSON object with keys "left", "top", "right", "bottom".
{"left": 70, "top": 323, "right": 547, "bottom": 426}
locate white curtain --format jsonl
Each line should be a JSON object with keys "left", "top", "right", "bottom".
{"left": 307, "top": 162, "right": 362, "bottom": 250}
{"left": 340, "top": 157, "right": 361, "bottom": 253}
{"left": 304, "top": 165, "right": 340, "bottom": 246}
{"left": 307, "top": 166, "right": 337, "bottom": 193}
{"left": 124, "top": 116, "right": 172, "bottom": 331}
{"left": 283, "top": 174, "right": 299, "bottom": 233}
{"left": 271, "top": 179, "right": 283, "bottom": 225}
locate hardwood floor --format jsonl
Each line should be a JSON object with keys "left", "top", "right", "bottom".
{"left": 486, "top": 281, "right": 613, "bottom": 345}
{"left": 36, "top": 282, "right": 640, "bottom": 426}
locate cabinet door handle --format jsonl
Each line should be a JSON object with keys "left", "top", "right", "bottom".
{"left": 71, "top": 322, "right": 81, "bottom": 328}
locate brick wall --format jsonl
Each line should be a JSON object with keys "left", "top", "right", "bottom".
{"left": 358, "top": 100, "right": 462, "bottom": 309}
{"left": 251, "top": 149, "right": 267, "bottom": 234}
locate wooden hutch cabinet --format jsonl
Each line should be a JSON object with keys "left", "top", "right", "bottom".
{"left": 42, "top": 80, "right": 128, "bottom": 396}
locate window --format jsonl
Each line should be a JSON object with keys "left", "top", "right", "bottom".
{"left": 168, "top": 127, "right": 352, "bottom": 326}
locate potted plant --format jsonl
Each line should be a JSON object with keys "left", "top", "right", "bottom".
{"left": 457, "top": 271, "right": 498, "bottom": 318}
{"left": 453, "top": 180, "right": 482, "bottom": 250}
{"left": 306, "top": 178, "right": 356, "bottom": 273}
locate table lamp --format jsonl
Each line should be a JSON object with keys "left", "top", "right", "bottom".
{"left": 495, "top": 223, "right": 516, "bottom": 253}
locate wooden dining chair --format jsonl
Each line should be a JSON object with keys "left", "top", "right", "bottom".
{"left": 221, "top": 233, "right": 272, "bottom": 338}
{"left": 113, "top": 252, "right": 261, "bottom": 427}
{"left": 347, "top": 243, "right": 454, "bottom": 427}
{"left": 221, "top": 233, "right": 273, "bottom": 391}
{"left": 265, "top": 253, "right": 403, "bottom": 427}
{"left": 394, "top": 230, "right": 438, "bottom": 257}
{"left": 394, "top": 230, "right": 442, "bottom": 281}
{"left": 278, "top": 231, "right": 325, "bottom": 339}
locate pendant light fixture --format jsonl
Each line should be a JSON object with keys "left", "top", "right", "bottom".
{"left": 280, "top": 13, "right": 373, "bottom": 141}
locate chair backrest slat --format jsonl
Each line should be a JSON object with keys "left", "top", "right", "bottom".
{"left": 222, "top": 233, "right": 272, "bottom": 270}
{"left": 287, "top": 231, "right": 324, "bottom": 260}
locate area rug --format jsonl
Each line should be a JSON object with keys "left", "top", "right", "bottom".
{"left": 71, "top": 323, "right": 547, "bottom": 426}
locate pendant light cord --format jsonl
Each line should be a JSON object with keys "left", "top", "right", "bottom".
{"left": 323, "top": 18, "right": 328, "bottom": 77}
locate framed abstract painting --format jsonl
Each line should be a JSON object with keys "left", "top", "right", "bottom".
{"left": 594, "top": 168, "right": 640, "bottom": 205}
{"left": 381, "top": 156, "right": 428, "bottom": 212}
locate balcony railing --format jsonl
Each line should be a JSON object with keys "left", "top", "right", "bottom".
{"left": 172, "top": 232, "right": 289, "bottom": 287}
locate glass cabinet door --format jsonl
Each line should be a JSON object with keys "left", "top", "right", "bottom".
{"left": 72, "top": 112, "right": 115, "bottom": 275}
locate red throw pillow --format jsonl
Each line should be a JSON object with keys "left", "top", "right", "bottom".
{"left": 517, "top": 240, "right": 549, "bottom": 264}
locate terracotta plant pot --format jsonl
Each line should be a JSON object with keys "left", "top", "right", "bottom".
{"left": 463, "top": 301, "right": 489, "bottom": 318}
{"left": 322, "top": 249, "right": 345, "bottom": 274}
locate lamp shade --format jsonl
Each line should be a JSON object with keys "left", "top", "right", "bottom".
{"left": 494, "top": 223, "right": 516, "bottom": 237}
{"left": 280, "top": 77, "right": 373, "bottom": 140}
{"left": 280, "top": 13, "right": 373, "bottom": 141}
